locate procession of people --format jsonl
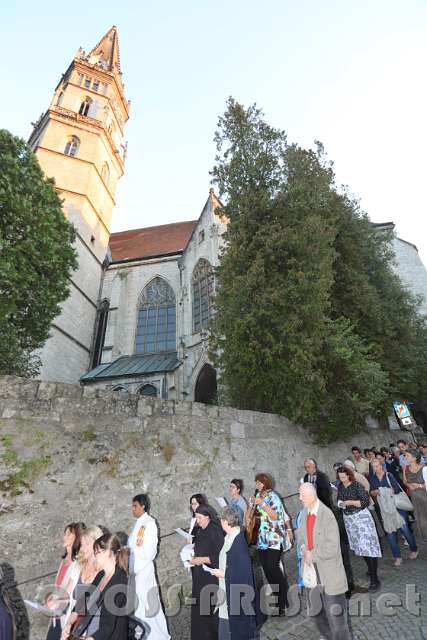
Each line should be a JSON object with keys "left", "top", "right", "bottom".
{"left": 5, "top": 439, "right": 425, "bottom": 640}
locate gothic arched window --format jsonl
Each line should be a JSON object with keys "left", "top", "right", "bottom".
{"left": 139, "top": 384, "right": 157, "bottom": 397}
{"left": 101, "top": 162, "right": 110, "bottom": 184}
{"left": 64, "top": 135, "right": 80, "bottom": 157}
{"left": 79, "top": 96, "right": 93, "bottom": 117}
{"left": 192, "top": 259, "right": 214, "bottom": 333}
{"left": 135, "top": 277, "right": 176, "bottom": 354}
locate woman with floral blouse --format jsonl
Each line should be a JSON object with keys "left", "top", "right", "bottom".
{"left": 337, "top": 466, "right": 382, "bottom": 592}
{"left": 249, "top": 473, "right": 293, "bottom": 614}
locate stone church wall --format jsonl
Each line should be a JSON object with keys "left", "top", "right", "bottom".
{"left": 0, "top": 376, "right": 411, "bottom": 638}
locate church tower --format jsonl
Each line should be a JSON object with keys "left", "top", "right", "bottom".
{"left": 28, "top": 27, "right": 130, "bottom": 383}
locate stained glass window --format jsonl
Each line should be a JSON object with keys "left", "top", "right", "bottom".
{"left": 192, "top": 259, "right": 214, "bottom": 333}
{"left": 135, "top": 278, "right": 176, "bottom": 354}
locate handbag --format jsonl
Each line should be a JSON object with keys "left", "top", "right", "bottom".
{"left": 302, "top": 562, "right": 317, "bottom": 589}
{"left": 386, "top": 473, "right": 414, "bottom": 511}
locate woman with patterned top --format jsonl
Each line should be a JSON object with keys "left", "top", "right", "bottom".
{"left": 249, "top": 473, "right": 293, "bottom": 614}
{"left": 336, "top": 466, "right": 382, "bottom": 592}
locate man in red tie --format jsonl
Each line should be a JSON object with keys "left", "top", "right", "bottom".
{"left": 297, "top": 483, "right": 352, "bottom": 640}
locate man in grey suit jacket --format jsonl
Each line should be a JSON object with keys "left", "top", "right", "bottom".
{"left": 297, "top": 482, "right": 352, "bottom": 640}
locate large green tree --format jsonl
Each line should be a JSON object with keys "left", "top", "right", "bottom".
{"left": 0, "top": 129, "right": 77, "bottom": 377}
{"left": 209, "top": 99, "right": 427, "bottom": 441}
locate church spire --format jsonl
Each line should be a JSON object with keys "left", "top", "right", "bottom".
{"left": 86, "top": 26, "right": 121, "bottom": 74}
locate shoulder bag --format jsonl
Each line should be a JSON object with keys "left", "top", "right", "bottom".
{"left": 386, "top": 473, "right": 413, "bottom": 511}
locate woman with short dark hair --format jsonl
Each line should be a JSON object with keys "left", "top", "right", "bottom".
{"left": 189, "top": 494, "right": 208, "bottom": 540}
{"left": 189, "top": 505, "right": 224, "bottom": 640}
{"left": 228, "top": 480, "right": 247, "bottom": 527}
{"left": 337, "top": 467, "right": 382, "bottom": 591}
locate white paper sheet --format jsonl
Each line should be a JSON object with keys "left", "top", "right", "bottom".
{"left": 175, "top": 527, "right": 193, "bottom": 539}
{"left": 215, "top": 497, "right": 227, "bottom": 508}
{"left": 202, "top": 564, "right": 216, "bottom": 574}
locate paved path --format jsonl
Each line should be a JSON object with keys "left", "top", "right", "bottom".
{"left": 167, "top": 540, "right": 427, "bottom": 639}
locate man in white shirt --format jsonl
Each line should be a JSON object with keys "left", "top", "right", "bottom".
{"left": 129, "top": 494, "right": 170, "bottom": 639}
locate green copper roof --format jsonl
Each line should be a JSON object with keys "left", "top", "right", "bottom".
{"left": 81, "top": 352, "right": 180, "bottom": 382}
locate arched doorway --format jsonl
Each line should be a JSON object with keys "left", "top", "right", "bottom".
{"left": 194, "top": 364, "right": 217, "bottom": 404}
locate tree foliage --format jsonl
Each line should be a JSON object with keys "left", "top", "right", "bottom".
{"left": 209, "top": 99, "right": 427, "bottom": 441}
{"left": 0, "top": 129, "right": 77, "bottom": 377}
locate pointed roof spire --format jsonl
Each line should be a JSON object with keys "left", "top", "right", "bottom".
{"left": 87, "top": 26, "right": 121, "bottom": 73}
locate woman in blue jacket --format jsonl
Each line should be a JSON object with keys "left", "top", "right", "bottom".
{"left": 212, "top": 506, "right": 257, "bottom": 640}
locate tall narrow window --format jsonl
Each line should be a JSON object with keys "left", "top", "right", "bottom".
{"left": 92, "top": 79, "right": 100, "bottom": 92}
{"left": 135, "top": 278, "right": 176, "bottom": 354}
{"left": 101, "top": 162, "right": 110, "bottom": 185}
{"left": 64, "top": 135, "right": 80, "bottom": 157}
{"left": 91, "top": 299, "right": 109, "bottom": 368}
{"left": 56, "top": 91, "right": 64, "bottom": 106}
{"left": 192, "top": 259, "right": 214, "bottom": 333}
{"left": 79, "top": 96, "right": 92, "bottom": 117}
{"left": 84, "top": 76, "right": 92, "bottom": 89}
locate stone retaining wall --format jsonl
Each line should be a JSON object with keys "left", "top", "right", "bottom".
{"left": 0, "top": 376, "right": 412, "bottom": 638}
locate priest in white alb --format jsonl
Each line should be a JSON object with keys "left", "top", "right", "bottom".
{"left": 128, "top": 494, "right": 170, "bottom": 639}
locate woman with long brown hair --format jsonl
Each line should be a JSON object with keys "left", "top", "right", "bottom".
{"left": 70, "top": 533, "right": 130, "bottom": 640}
{"left": 46, "top": 522, "right": 86, "bottom": 640}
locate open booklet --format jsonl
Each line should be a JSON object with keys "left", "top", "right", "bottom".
{"left": 215, "top": 497, "right": 228, "bottom": 509}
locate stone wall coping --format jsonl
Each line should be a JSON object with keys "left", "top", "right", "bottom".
{"left": 0, "top": 375, "right": 297, "bottom": 425}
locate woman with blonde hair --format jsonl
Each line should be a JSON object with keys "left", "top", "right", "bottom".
{"left": 61, "top": 526, "right": 103, "bottom": 640}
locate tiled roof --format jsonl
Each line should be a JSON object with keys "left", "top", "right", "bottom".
{"left": 109, "top": 220, "right": 198, "bottom": 263}
{"left": 81, "top": 352, "right": 181, "bottom": 382}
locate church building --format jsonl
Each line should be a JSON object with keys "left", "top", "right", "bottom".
{"left": 29, "top": 27, "right": 427, "bottom": 404}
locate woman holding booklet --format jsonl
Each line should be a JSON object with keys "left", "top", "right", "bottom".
{"left": 189, "top": 504, "right": 224, "bottom": 640}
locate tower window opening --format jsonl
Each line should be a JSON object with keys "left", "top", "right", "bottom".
{"left": 79, "top": 96, "right": 93, "bottom": 117}
{"left": 56, "top": 91, "right": 64, "bottom": 106}
{"left": 64, "top": 135, "right": 80, "bottom": 157}
{"left": 77, "top": 73, "right": 84, "bottom": 86}
{"left": 84, "top": 76, "right": 92, "bottom": 89}
{"left": 92, "top": 79, "right": 100, "bottom": 92}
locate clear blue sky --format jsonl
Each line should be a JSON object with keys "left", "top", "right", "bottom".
{"left": 2, "top": 1, "right": 427, "bottom": 261}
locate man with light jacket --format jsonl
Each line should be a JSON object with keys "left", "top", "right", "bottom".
{"left": 297, "top": 483, "right": 352, "bottom": 640}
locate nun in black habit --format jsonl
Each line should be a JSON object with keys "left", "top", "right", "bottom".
{"left": 189, "top": 505, "right": 224, "bottom": 640}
